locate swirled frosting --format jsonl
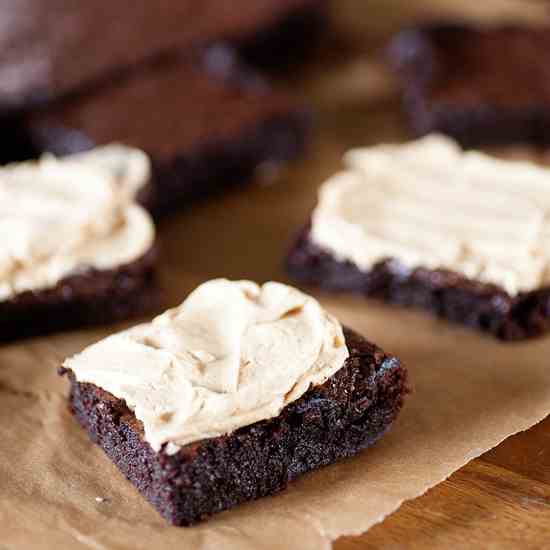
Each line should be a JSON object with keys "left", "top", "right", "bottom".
{"left": 311, "top": 134, "right": 550, "bottom": 295}
{"left": 66, "top": 143, "right": 151, "bottom": 201}
{"left": 0, "top": 150, "right": 154, "bottom": 300}
{"left": 64, "top": 279, "right": 349, "bottom": 453}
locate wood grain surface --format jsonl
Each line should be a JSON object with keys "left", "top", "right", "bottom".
{"left": 329, "top": 1, "right": 550, "bottom": 548}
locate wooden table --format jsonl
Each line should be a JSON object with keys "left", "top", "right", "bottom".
{"left": 323, "top": 1, "right": 550, "bottom": 547}
{"left": 337, "top": 419, "right": 550, "bottom": 549}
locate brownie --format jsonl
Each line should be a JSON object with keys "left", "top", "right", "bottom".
{"left": 0, "top": 247, "right": 157, "bottom": 343}
{"left": 0, "top": 0, "right": 325, "bottom": 114}
{"left": 287, "top": 227, "right": 550, "bottom": 341}
{"left": 23, "top": 48, "right": 309, "bottom": 217}
{"left": 236, "top": 1, "right": 329, "bottom": 71}
{"left": 0, "top": 117, "right": 37, "bottom": 164}
{"left": 389, "top": 24, "right": 550, "bottom": 147}
{"left": 60, "top": 327, "right": 407, "bottom": 526}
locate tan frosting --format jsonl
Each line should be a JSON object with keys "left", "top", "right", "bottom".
{"left": 310, "top": 134, "right": 550, "bottom": 295}
{"left": 64, "top": 279, "right": 349, "bottom": 454}
{"left": 65, "top": 144, "right": 151, "bottom": 201}
{"left": 0, "top": 152, "right": 154, "bottom": 300}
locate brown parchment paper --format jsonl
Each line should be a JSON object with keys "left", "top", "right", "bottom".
{"left": 2, "top": 1, "right": 550, "bottom": 548}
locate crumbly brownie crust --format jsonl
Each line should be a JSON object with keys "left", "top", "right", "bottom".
{"left": 388, "top": 24, "right": 550, "bottom": 147}
{"left": 24, "top": 49, "right": 309, "bottom": 217}
{"left": 61, "top": 327, "right": 407, "bottom": 526}
{"left": 0, "top": 247, "right": 158, "bottom": 342}
{"left": 287, "top": 228, "right": 550, "bottom": 341}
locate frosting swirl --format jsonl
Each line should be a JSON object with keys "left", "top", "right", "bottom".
{"left": 64, "top": 279, "right": 349, "bottom": 453}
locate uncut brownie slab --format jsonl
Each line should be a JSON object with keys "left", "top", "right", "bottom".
{"left": 389, "top": 23, "right": 550, "bottom": 147}
{"left": 0, "top": 153, "right": 157, "bottom": 342}
{"left": 0, "top": 0, "right": 324, "bottom": 114}
{"left": 287, "top": 135, "right": 550, "bottom": 340}
{"left": 61, "top": 279, "right": 407, "bottom": 526}
{"left": 24, "top": 48, "right": 309, "bottom": 217}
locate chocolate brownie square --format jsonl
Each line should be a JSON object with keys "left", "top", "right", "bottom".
{"left": 0, "top": 0, "right": 325, "bottom": 114}
{"left": 24, "top": 47, "right": 309, "bottom": 217}
{"left": 0, "top": 153, "right": 157, "bottom": 342}
{"left": 61, "top": 279, "right": 407, "bottom": 525}
{"left": 389, "top": 23, "right": 550, "bottom": 147}
{"left": 287, "top": 135, "right": 550, "bottom": 340}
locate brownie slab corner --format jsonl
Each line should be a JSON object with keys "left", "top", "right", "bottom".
{"left": 61, "top": 327, "right": 407, "bottom": 526}
{"left": 388, "top": 23, "right": 550, "bottom": 147}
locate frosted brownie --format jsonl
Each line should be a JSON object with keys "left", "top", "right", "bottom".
{"left": 0, "top": 150, "right": 156, "bottom": 341}
{"left": 24, "top": 48, "right": 309, "bottom": 217}
{"left": 0, "top": 0, "right": 325, "bottom": 114}
{"left": 287, "top": 135, "right": 550, "bottom": 340}
{"left": 60, "top": 279, "right": 407, "bottom": 525}
{"left": 389, "top": 24, "right": 550, "bottom": 147}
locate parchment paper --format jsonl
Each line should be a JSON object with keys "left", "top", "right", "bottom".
{"left": 2, "top": 1, "right": 550, "bottom": 548}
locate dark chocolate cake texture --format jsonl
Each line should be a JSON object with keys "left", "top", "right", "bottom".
{"left": 389, "top": 23, "right": 550, "bottom": 147}
{"left": 287, "top": 135, "right": 550, "bottom": 340}
{"left": 0, "top": 152, "right": 157, "bottom": 341}
{"left": 24, "top": 47, "right": 309, "bottom": 217}
{"left": 61, "top": 279, "right": 407, "bottom": 525}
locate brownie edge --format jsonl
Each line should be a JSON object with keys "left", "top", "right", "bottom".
{"left": 0, "top": 246, "right": 158, "bottom": 342}
{"left": 287, "top": 228, "right": 550, "bottom": 340}
{"left": 62, "top": 327, "right": 407, "bottom": 526}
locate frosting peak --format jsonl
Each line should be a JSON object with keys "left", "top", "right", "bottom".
{"left": 64, "top": 279, "right": 349, "bottom": 453}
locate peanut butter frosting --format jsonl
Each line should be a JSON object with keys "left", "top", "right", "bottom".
{"left": 65, "top": 144, "right": 151, "bottom": 201}
{"left": 64, "top": 279, "right": 349, "bottom": 454}
{"left": 0, "top": 150, "right": 154, "bottom": 300}
{"left": 310, "top": 134, "right": 550, "bottom": 295}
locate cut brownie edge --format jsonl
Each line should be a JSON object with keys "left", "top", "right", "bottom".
{"left": 0, "top": 246, "right": 158, "bottom": 342}
{"left": 286, "top": 227, "right": 550, "bottom": 340}
{"left": 61, "top": 327, "right": 407, "bottom": 526}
